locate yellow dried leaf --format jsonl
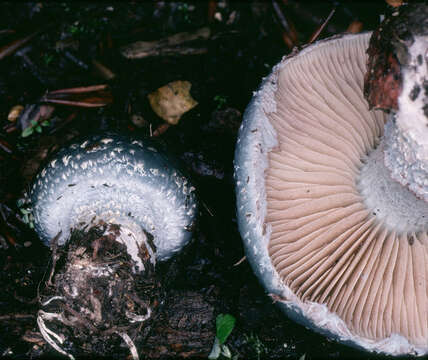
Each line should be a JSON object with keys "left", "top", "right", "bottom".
{"left": 8, "top": 105, "right": 24, "bottom": 122}
{"left": 148, "top": 80, "right": 198, "bottom": 125}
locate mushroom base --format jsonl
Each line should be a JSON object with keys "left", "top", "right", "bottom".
{"left": 37, "top": 223, "right": 162, "bottom": 359}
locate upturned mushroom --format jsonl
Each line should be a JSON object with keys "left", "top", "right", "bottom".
{"left": 234, "top": 3, "right": 428, "bottom": 356}
{"left": 28, "top": 133, "right": 197, "bottom": 358}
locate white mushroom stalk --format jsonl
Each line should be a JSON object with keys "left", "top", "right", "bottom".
{"left": 234, "top": 4, "right": 428, "bottom": 356}
{"left": 384, "top": 44, "right": 428, "bottom": 202}
{"left": 364, "top": 4, "right": 428, "bottom": 202}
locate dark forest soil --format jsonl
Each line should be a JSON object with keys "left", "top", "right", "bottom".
{"left": 0, "top": 2, "right": 401, "bottom": 359}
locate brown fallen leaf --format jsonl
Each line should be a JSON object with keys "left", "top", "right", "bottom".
{"left": 148, "top": 80, "right": 198, "bottom": 125}
{"left": 92, "top": 59, "right": 116, "bottom": 80}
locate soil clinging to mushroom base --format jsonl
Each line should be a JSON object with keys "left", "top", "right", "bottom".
{"left": 37, "top": 223, "right": 161, "bottom": 359}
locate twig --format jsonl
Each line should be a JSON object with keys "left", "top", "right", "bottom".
{"left": 202, "top": 201, "right": 214, "bottom": 217}
{"left": 15, "top": 46, "right": 51, "bottom": 85}
{"left": 0, "top": 29, "right": 15, "bottom": 36}
{"left": 0, "top": 138, "right": 13, "bottom": 154}
{"left": 308, "top": 6, "right": 336, "bottom": 44}
{"left": 0, "top": 30, "right": 40, "bottom": 60}
{"left": 282, "top": 0, "right": 340, "bottom": 36}
{"left": 49, "top": 111, "right": 78, "bottom": 134}
{"left": 3, "top": 123, "right": 17, "bottom": 133}
{"left": 0, "top": 313, "right": 35, "bottom": 320}
{"left": 92, "top": 59, "right": 116, "bottom": 80}
{"left": 272, "top": 0, "right": 298, "bottom": 49}
{"left": 233, "top": 256, "right": 246, "bottom": 267}
{"left": 41, "top": 84, "right": 113, "bottom": 108}
{"left": 152, "top": 123, "right": 170, "bottom": 137}
{"left": 22, "top": 331, "right": 46, "bottom": 345}
{"left": 121, "top": 27, "right": 210, "bottom": 59}
{"left": 63, "top": 50, "right": 89, "bottom": 70}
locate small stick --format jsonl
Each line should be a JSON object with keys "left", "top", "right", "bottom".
{"left": 0, "top": 138, "right": 13, "bottom": 154}
{"left": 202, "top": 201, "right": 214, "bottom": 217}
{"left": 92, "top": 59, "right": 115, "bottom": 80}
{"left": 0, "top": 30, "right": 40, "bottom": 60}
{"left": 47, "top": 84, "right": 108, "bottom": 95}
{"left": 233, "top": 256, "right": 246, "bottom": 267}
{"left": 0, "top": 313, "right": 35, "bottom": 320}
{"left": 308, "top": 6, "right": 336, "bottom": 44}
{"left": 41, "top": 84, "right": 113, "bottom": 108}
{"left": 272, "top": 0, "right": 298, "bottom": 49}
{"left": 63, "top": 50, "right": 89, "bottom": 70}
{"left": 152, "top": 123, "right": 170, "bottom": 137}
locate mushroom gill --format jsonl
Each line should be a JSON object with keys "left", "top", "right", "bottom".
{"left": 265, "top": 33, "right": 428, "bottom": 348}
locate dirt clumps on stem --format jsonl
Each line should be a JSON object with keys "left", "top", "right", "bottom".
{"left": 37, "top": 222, "right": 162, "bottom": 360}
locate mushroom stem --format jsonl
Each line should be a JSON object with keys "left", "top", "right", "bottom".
{"left": 364, "top": 3, "right": 428, "bottom": 201}
{"left": 357, "top": 142, "right": 427, "bottom": 233}
{"left": 383, "top": 114, "right": 428, "bottom": 202}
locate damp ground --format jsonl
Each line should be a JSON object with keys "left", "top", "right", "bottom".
{"left": 0, "top": 2, "right": 404, "bottom": 359}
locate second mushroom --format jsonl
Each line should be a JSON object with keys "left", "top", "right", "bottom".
{"left": 235, "top": 3, "right": 428, "bottom": 356}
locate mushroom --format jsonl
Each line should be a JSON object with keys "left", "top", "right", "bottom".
{"left": 234, "top": 4, "right": 428, "bottom": 356}
{"left": 29, "top": 133, "right": 197, "bottom": 358}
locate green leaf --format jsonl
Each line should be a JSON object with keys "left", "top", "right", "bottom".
{"left": 21, "top": 127, "right": 34, "bottom": 138}
{"left": 216, "top": 314, "right": 236, "bottom": 345}
{"left": 41, "top": 120, "right": 50, "bottom": 127}
{"left": 20, "top": 208, "right": 29, "bottom": 215}
{"left": 35, "top": 125, "right": 42, "bottom": 133}
{"left": 299, "top": 354, "right": 306, "bottom": 360}
{"left": 30, "top": 119, "right": 38, "bottom": 126}
{"left": 208, "top": 337, "right": 221, "bottom": 360}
